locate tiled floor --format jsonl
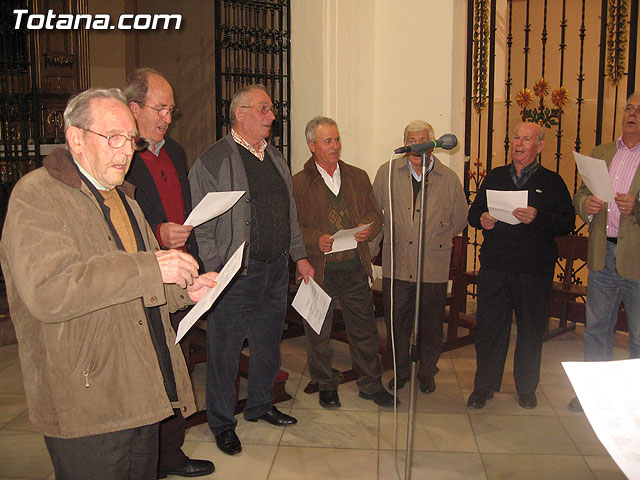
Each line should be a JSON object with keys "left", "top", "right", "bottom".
{"left": 0, "top": 321, "right": 629, "bottom": 480}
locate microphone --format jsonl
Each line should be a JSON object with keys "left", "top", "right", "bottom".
{"left": 394, "top": 133, "right": 458, "bottom": 154}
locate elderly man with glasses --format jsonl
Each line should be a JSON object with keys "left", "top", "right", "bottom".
{"left": 569, "top": 93, "right": 640, "bottom": 412}
{"left": 0, "top": 88, "right": 218, "bottom": 479}
{"left": 124, "top": 68, "right": 215, "bottom": 479}
{"left": 189, "top": 84, "right": 314, "bottom": 456}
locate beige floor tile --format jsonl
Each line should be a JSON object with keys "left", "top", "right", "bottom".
{"left": 3, "top": 408, "right": 38, "bottom": 432}
{"left": 540, "top": 384, "right": 584, "bottom": 417}
{"left": 582, "top": 455, "right": 627, "bottom": 480}
{"left": 482, "top": 453, "right": 594, "bottom": 480}
{"left": 179, "top": 441, "right": 277, "bottom": 480}
{"left": 558, "top": 415, "right": 608, "bottom": 456}
{"left": 0, "top": 394, "right": 27, "bottom": 428}
{"left": 0, "top": 344, "right": 19, "bottom": 373}
{"left": 379, "top": 450, "right": 487, "bottom": 480}
{"left": 268, "top": 446, "right": 378, "bottom": 480}
{"left": 470, "top": 415, "right": 579, "bottom": 454}
{"left": 379, "top": 412, "right": 477, "bottom": 452}
{"left": 0, "top": 364, "right": 25, "bottom": 395}
{"left": 0, "top": 431, "right": 53, "bottom": 479}
{"left": 281, "top": 408, "right": 378, "bottom": 449}
{"left": 385, "top": 381, "right": 468, "bottom": 414}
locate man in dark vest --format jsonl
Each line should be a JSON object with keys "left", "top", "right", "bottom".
{"left": 125, "top": 68, "right": 214, "bottom": 479}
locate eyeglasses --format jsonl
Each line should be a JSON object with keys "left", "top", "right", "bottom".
{"left": 139, "top": 103, "right": 180, "bottom": 118}
{"left": 81, "top": 128, "right": 147, "bottom": 151}
{"left": 623, "top": 104, "right": 640, "bottom": 114}
{"left": 240, "top": 104, "right": 278, "bottom": 116}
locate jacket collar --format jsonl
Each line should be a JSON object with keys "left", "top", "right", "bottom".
{"left": 43, "top": 147, "right": 136, "bottom": 198}
{"left": 398, "top": 154, "right": 445, "bottom": 178}
{"left": 303, "top": 157, "right": 349, "bottom": 182}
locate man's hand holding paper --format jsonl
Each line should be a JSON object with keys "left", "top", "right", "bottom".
{"left": 486, "top": 189, "right": 528, "bottom": 225}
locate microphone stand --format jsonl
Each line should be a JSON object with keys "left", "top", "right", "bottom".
{"left": 404, "top": 150, "right": 433, "bottom": 480}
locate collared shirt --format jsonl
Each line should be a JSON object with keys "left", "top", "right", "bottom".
{"left": 315, "top": 162, "right": 341, "bottom": 196}
{"left": 606, "top": 136, "right": 640, "bottom": 237}
{"left": 72, "top": 157, "right": 108, "bottom": 191}
{"left": 231, "top": 128, "right": 267, "bottom": 161}
{"left": 146, "top": 138, "right": 165, "bottom": 157}
{"left": 510, "top": 160, "right": 540, "bottom": 189}
{"left": 408, "top": 155, "right": 434, "bottom": 182}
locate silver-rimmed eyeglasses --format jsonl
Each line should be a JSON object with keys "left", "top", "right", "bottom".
{"left": 623, "top": 104, "right": 640, "bottom": 114}
{"left": 240, "top": 104, "right": 278, "bottom": 116}
{"left": 139, "top": 103, "right": 180, "bottom": 118}
{"left": 81, "top": 128, "right": 147, "bottom": 151}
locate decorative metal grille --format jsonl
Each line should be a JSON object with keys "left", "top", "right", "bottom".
{"left": 0, "top": 0, "right": 40, "bottom": 230}
{"left": 464, "top": 0, "right": 638, "bottom": 292}
{"left": 214, "top": 0, "right": 291, "bottom": 165}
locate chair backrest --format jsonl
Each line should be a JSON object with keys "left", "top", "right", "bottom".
{"left": 554, "top": 235, "right": 588, "bottom": 289}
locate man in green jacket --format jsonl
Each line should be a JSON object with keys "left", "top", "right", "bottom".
{"left": 569, "top": 93, "right": 640, "bottom": 412}
{"left": 0, "top": 88, "right": 217, "bottom": 479}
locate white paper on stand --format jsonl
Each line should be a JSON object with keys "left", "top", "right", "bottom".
{"left": 291, "top": 277, "right": 332, "bottom": 335}
{"left": 184, "top": 191, "right": 245, "bottom": 227}
{"left": 175, "top": 244, "right": 244, "bottom": 343}
{"left": 572, "top": 151, "right": 615, "bottom": 204}
{"left": 486, "top": 189, "right": 528, "bottom": 225}
{"left": 562, "top": 359, "right": 640, "bottom": 480}
{"left": 325, "top": 223, "right": 373, "bottom": 255}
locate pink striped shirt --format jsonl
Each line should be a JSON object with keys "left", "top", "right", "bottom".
{"left": 606, "top": 136, "right": 640, "bottom": 237}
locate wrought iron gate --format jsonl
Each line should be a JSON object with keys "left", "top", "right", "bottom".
{"left": 464, "top": 0, "right": 638, "bottom": 276}
{"left": 214, "top": 0, "right": 291, "bottom": 165}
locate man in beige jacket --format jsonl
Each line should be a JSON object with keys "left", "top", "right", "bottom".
{"left": 373, "top": 120, "right": 467, "bottom": 394}
{"left": 0, "top": 88, "right": 217, "bottom": 479}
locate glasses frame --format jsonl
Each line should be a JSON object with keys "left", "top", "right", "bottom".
{"left": 240, "top": 104, "right": 278, "bottom": 116}
{"left": 139, "top": 102, "right": 180, "bottom": 118}
{"left": 623, "top": 104, "right": 640, "bottom": 114}
{"left": 81, "top": 128, "right": 146, "bottom": 151}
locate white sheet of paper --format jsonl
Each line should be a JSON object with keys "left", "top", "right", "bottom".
{"left": 184, "top": 191, "right": 245, "bottom": 227}
{"left": 572, "top": 151, "right": 615, "bottom": 204}
{"left": 174, "top": 244, "right": 244, "bottom": 343}
{"left": 562, "top": 359, "right": 640, "bottom": 479}
{"left": 291, "top": 277, "right": 332, "bottom": 335}
{"left": 486, "top": 189, "right": 528, "bottom": 225}
{"left": 325, "top": 223, "right": 373, "bottom": 255}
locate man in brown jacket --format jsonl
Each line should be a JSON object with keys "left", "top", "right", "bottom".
{"left": 0, "top": 88, "right": 217, "bottom": 479}
{"left": 292, "top": 116, "right": 396, "bottom": 409}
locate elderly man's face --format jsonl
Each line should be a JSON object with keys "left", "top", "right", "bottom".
{"left": 622, "top": 95, "right": 640, "bottom": 139}
{"left": 234, "top": 88, "right": 276, "bottom": 146}
{"left": 308, "top": 124, "right": 341, "bottom": 170}
{"left": 131, "top": 74, "right": 175, "bottom": 146}
{"left": 405, "top": 130, "right": 433, "bottom": 171}
{"left": 511, "top": 122, "right": 544, "bottom": 170}
{"left": 74, "top": 98, "right": 137, "bottom": 190}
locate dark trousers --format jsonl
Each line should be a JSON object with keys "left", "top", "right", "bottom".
{"left": 206, "top": 256, "right": 289, "bottom": 435}
{"left": 157, "top": 309, "right": 191, "bottom": 471}
{"left": 382, "top": 278, "right": 447, "bottom": 380}
{"left": 44, "top": 424, "right": 159, "bottom": 480}
{"left": 303, "top": 265, "right": 383, "bottom": 394}
{"left": 473, "top": 267, "right": 552, "bottom": 394}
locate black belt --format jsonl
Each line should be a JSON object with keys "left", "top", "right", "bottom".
{"left": 607, "top": 237, "right": 618, "bottom": 244}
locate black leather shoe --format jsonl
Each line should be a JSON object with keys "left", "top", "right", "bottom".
{"left": 319, "top": 390, "right": 341, "bottom": 408}
{"left": 215, "top": 429, "right": 242, "bottom": 455}
{"left": 158, "top": 458, "right": 215, "bottom": 478}
{"left": 388, "top": 376, "right": 408, "bottom": 390}
{"left": 518, "top": 392, "right": 537, "bottom": 409}
{"left": 359, "top": 389, "right": 399, "bottom": 408}
{"left": 568, "top": 396, "right": 583, "bottom": 412}
{"left": 419, "top": 376, "right": 436, "bottom": 394}
{"left": 247, "top": 406, "right": 297, "bottom": 426}
{"left": 467, "top": 389, "right": 493, "bottom": 409}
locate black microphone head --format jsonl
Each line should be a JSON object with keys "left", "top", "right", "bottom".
{"left": 437, "top": 134, "right": 458, "bottom": 150}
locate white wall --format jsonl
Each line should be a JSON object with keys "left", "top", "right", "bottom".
{"left": 291, "top": 0, "right": 467, "bottom": 182}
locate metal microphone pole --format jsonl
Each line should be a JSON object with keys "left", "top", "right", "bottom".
{"left": 404, "top": 151, "right": 432, "bottom": 480}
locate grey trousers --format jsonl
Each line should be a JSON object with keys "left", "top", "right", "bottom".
{"left": 303, "top": 264, "right": 383, "bottom": 394}
{"left": 44, "top": 423, "right": 159, "bottom": 480}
